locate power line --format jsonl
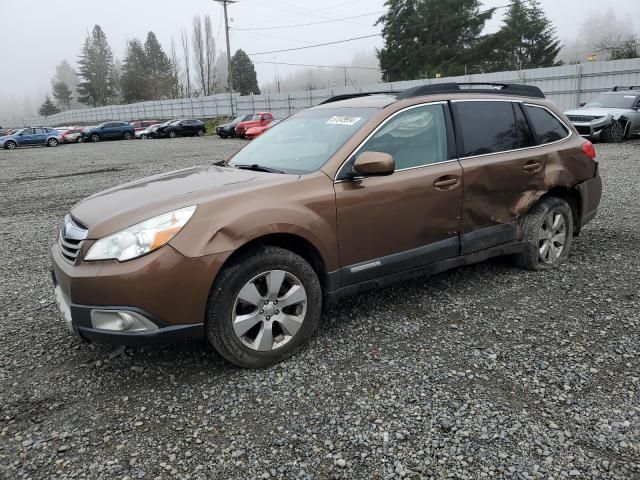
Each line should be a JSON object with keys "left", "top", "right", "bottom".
{"left": 248, "top": 3, "right": 515, "bottom": 56}
{"left": 249, "top": 34, "right": 381, "bottom": 56}
{"left": 233, "top": 11, "right": 383, "bottom": 31}
{"left": 254, "top": 60, "right": 380, "bottom": 70}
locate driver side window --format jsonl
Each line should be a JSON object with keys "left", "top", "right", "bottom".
{"left": 358, "top": 104, "right": 448, "bottom": 170}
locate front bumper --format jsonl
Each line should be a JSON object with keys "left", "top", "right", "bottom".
{"left": 570, "top": 117, "right": 611, "bottom": 138}
{"left": 51, "top": 243, "right": 229, "bottom": 345}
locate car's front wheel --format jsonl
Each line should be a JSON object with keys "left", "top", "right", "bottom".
{"left": 123, "top": 132, "right": 133, "bottom": 140}
{"left": 140, "top": 134, "right": 148, "bottom": 140}
{"left": 47, "top": 138, "right": 59, "bottom": 147}
{"left": 206, "top": 246, "right": 322, "bottom": 368}
{"left": 4, "top": 140, "right": 17, "bottom": 150}
{"left": 90, "top": 134, "right": 100, "bottom": 143}
{"left": 168, "top": 130, "right": 177, "bottom": 139}
{"left": 196, "top": 129, "right": 205, "bottom": 137}
{"left": 515, "top": 196, "right": 574, "bottom": 271}
{"left": 602, "top": 120, "right": 626, "bottom": 143}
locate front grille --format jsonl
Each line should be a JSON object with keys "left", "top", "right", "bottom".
{"left": 567, "top": 115, "right": 602, "bottom": 123}
{"left": 58, "top": 215, "right": 88, "bottom": 263}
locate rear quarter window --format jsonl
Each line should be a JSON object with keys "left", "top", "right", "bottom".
{"left": 525, "top": 105, "right": 569, "bottom": 144}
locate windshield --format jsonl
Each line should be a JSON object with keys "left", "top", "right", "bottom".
{"left": 10, "top": 129, "right": 25, "bottom": 135}
{"left": 229, "top": 107, "right": 377, "bottom": 174}
{"left": 585, "top": 93, "right": 639, "bottom": 109}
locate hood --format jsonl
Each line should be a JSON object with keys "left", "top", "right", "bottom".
{"left": 565, "top": 107, "right": 631, "bottom": 118}
{"left": 71, "top": 165, "right": 283, "bottom": 238}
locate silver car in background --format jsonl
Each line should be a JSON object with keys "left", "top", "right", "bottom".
{"left": 565, "top": 86, "right": 640, "bottom": 143}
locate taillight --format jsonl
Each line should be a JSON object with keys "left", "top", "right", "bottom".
{"left": 581, "top": 141, "right": 596, "bottom": 160}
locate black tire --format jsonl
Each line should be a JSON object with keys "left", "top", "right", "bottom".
{"left": 601, "top": 120, "right": 626, "bottom": 143}
{"left": 47, "top": 138, "right": 58, "bottom": 147}
{"left": 196, "top": 129, "right": 205, "bottom": 137}
{"left": 206, "top": 245, "right": 322, "bottom": 368}
{"left": 90, "top": 134, "right": 100, "bottom": 143}
{"left": 140, "top": 134, "right": 148, "bottom": 140}
{"left": 515, "top": 196, "right": 574, "bottom": 271}
{"left": 218, "top": 133, "right": 227, "bottom": 139}
{"left": 5, "top": 140, "right": 17, "bottom": 150}
{"left": 168, "top": 130, "right": 177, "bottom": 139}
{"left": 123, "top": 131, "right": 133, "bottom": 140}
{"left": 76, "top": 137, "right": 83, "bottom": 143}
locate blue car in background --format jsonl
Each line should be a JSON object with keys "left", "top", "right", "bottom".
{"left": 81, "top": 122, "right": 136, "bottom": 142}
{"left": 1, "top": 127, "right": 63, "bottom": 150}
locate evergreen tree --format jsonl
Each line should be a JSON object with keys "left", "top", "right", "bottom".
{"left": 377, "top": 0, "right": 494, "bottom": 81}
{"left": 39, "top": 95, "right": 61, "bottom": 116}
{"left": 76, "top": 25, "right": 118, "bottom": 106}
{"left": 121, "top": 39, "right": 150, "bottom": 103}
{"left": 52, "top": 82, "right": 73, "bottom": 110}
{"left": 482, "top": 0, "right": 562, "bottom": 72}
{"left": 145, "top": 31, "right": 176, "bottom": 99}
{"left": 231, "top": 49, "right": 260, "bottom": 95}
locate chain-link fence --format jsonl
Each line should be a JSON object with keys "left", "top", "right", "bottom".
{"left": 3, "top": 58, "right": 640, "bottom": 128}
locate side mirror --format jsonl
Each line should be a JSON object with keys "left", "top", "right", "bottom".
{"left": 352, "top": 151, "right": 395, "bottom": 177}
{"left": 579, "top": 102, "right": 586, "bottom": 107}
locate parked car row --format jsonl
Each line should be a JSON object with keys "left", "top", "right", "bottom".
{"left": 1, "top": 119, "right": 208, "bottom": 149}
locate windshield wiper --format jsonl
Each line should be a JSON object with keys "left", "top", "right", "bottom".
{"left": 234, "top": 164, "right": 286, "bottom": 174}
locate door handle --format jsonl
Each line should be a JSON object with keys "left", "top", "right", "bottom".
{"left": 433, "top": 176, "right": 460, "bottom": 189}
{"left": 522, "top": 161, "right": 542, "bottom": 172}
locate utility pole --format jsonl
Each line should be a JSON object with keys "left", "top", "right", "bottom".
{"left": 213, "top": 0, "right": 236, "bottom": 117}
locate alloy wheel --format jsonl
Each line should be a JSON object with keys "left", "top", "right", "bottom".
{"left": 232, "top": 270, "right": 307, "bottom": 352}
{"left": 538, "top": 210, "right": 567, "bottom": 264}
{"left": 6, "top": 141, "right": 16, "bottom": 150}
{"left": 610, "top": 121, "right": 625, "bottom": 142}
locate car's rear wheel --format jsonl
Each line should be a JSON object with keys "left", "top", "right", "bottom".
{"left": 5, "top": 140, "right": 17, "bottom": 150}
{"left": 196, "top": 129, "right": 205, "bottom": 137}
{"left": 76, "top": 137, "right": 83, "bottom": 143}
{"left": 140, "top": 134, "right": 148, "bottom": 140}
{"left": 602, "top": 120, "right": 626, "bottom": 143}
{"left": 168, "top": 130, "right": 177, "bottom": 138}
{"left": 91, "top": 134, "right": 100, "bottom": 143}
{"left": 515, "top": 197, "right": 574, "bottom": 271}
{"left": 123, "top": 132, "right": 133, "bottom": 140}
{"left": 47, "top": 138, "right": 58, "bottom": 147}
{"left": 206, "top": 245, "right": 322, "bottom": 368}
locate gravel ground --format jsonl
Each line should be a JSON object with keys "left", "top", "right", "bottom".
{"left": 0, "top": 137, "right": 639, "bottom": 480}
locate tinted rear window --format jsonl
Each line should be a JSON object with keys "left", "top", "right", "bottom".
{"left": 456, "top": 101, "right": 518, "bottom": 157}
{"left": 525, "top": 105, "right": 569, "bottom": 144}
{"left": 515, "top": 104, "right": 535, "bottom": 148}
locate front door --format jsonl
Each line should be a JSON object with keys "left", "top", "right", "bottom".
{"left": 17, "top": 128, "right": 35, "bottom": 145}
{"left": 334, "top": 103, "right": 462, "bottom": 286}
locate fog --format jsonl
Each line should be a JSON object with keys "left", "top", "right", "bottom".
{"left": 0, "top": 0, "right": 639, "bottom": 119}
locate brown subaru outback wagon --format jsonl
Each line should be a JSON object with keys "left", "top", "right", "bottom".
{"left": 52, "top": 83, "right": 602, "bottom": 368}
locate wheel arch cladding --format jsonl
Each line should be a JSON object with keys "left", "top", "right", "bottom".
{"left": 216, "top": 233, "right": 329, "bottom": 295}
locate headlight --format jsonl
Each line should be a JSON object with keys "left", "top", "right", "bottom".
{"left": 84, "top": 206, "right": 196, "bottom": 262}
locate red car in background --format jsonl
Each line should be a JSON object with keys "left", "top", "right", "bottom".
{"left": 61, "top": 128, "right": 85, "bottom": 143}
{"left": 235, "top": 112, "right": 274, "bottom": 139}
{"left": 131, "top": 120, "right": 161, "bottom": 138}
{"left": 244, "top": 119, "right": 281, "bottom": 140}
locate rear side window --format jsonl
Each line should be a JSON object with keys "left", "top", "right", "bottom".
{"left": 455, "top": 101, "right": 518, "bottom": 157}
{"left": 525, "top": 105, "right": 569, "bottom": 144}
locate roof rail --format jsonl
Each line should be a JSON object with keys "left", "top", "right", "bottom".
{"left": 611, "top": 86, "right": 640, "bottom": 92}
{"left": 396, "top": 83, "right": 545, "bottom": 100}
{"left": 320, "top": 91, "right": 399, "bottom": 105}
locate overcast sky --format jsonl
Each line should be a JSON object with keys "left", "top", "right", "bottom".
{"left": 0, "top": 0, "right": 639, "bottom": 115}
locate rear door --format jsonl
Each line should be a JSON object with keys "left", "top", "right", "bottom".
{"left": 452, "top": 100, "right": 550, "bottom": 254}
{"left": 32, "top": 128, "right": 47, "bottom": 145}
{"left": 334, "top": 102, "right": 463, "bottom": 285}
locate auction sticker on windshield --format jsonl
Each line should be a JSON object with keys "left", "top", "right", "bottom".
{"left": 326, "top": 116, "right": 362, "bottom": 126}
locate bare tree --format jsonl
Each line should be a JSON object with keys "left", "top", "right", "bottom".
{"left": 192, "top": 16, "right": 207, "bottom": 96}
{"left": 204, "top": 15, "right": 217, "bottom": 95}
{"left": 170, "top": 37, "right": 182, "bottom": 98}
{"left": 180, "top": 28, "right": 192, "bottom": 97}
